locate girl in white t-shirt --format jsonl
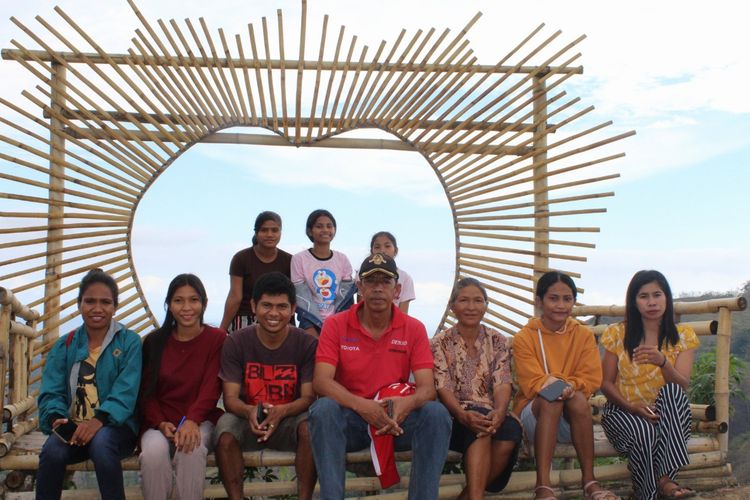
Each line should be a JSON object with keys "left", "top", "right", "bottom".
{"left": 291, "top": 209, "right": 353, "bottom": 336}
{"left": 370, "top": 231, "right": 416, "bottom": 313}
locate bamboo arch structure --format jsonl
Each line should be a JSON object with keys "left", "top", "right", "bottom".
{"left": 0, "top": 1, "right": 633, "bottom": 349}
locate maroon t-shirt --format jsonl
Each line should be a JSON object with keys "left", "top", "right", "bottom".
{"left": 219, "top": 325, "right": 317, "bottom": 405}
{"left": 229, "top": 247, "right": 292, "bottom": 316}
{"left": 140, "top": 325, "right": 226, "bottom": 429}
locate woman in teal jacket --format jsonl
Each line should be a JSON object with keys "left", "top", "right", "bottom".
{"left": 36, "top": 269, "right": 142, "bottom": 500}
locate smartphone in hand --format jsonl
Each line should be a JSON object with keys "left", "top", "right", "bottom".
{"left": 386, "top": 399, "right": 394, "bottom": 419}
{"left": 256, "top": 404, "right": 266, "bottom": 424}
{"left": 52, "top": 421, "right": 78, "bottom": 444}
{"left": 538, "top": 379, "right": 570, "bottom": 402}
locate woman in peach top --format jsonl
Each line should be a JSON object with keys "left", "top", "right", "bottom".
{"left": 600, "top": 270, "right": 699, "bottom": 500}
{"left": 431, "top": 278, "right": 522, "bottom": 499}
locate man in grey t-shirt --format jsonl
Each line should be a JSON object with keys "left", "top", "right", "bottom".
{"left": 214, "top": 272, "right": 317, "bottom": 500}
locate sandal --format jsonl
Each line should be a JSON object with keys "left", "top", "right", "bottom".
{"left": 534, "top": 485, "right": 560, "bottom": 500}
{"left": 583, "top": 480, "right": 620, "bottom": 500}
{"left": 658, "top": 479, "right": 696, "bottom": 499}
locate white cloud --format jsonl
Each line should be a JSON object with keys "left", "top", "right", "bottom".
{"left": 194, "top": 142, "right": 447, "bottom": 206}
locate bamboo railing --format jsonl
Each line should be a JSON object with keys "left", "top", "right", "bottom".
{"left": 574, "top": 296, "right": 747, "bottom": 455}
{"left": 0, "top": 287, "right": 40, "bottom": 457}
{"left": 0, "top": 1, "right": 631, "bottom": 341}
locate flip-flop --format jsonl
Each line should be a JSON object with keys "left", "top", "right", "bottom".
{"left": 534, "top": 485, "right": 560, "bottom": 500}
{"left": 583, "top": 480, "right": 620, "bottom": 500}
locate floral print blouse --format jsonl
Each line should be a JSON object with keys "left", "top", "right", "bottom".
{"left": 431, "top": 325, "right": 513, "bottom": 411}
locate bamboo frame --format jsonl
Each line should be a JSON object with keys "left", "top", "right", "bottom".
{"left": 0, "top": 4, "right": 635, "bottom": 353}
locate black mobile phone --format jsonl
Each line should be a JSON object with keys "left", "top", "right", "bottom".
{"left": 538, "top": 379, "right": 570, "bottom": 402}
{"left": 52, "top": 421, "right": 78, "bottom": 444}
{"left": 256, "top": 404, "right": 266, "bottom": 424}
{"left": 386, "top": 399, "right": 394, "bottom": 419}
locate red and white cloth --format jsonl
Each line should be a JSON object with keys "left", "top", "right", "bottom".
{"left": 368, "top": 382, "right": 415, "bottom": 489}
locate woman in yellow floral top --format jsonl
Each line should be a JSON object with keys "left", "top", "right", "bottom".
{"left": 431, "top": 278, "right": 522, "bottom": 499}
{"left": 600, "top": 270, "right": 699, "bottom": 500}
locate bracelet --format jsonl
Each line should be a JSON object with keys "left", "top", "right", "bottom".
{"left": 659, "top": 354, "right": 667, "bottom": 368}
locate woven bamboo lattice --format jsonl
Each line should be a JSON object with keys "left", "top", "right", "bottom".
{"left": 0, "top": 1, "right": 633, "bottom": 346}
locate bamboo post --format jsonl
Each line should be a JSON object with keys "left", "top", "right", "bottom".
{"left": 532, "top": 75, "right": 549, "bottom": 312}
{"left": 0, "top": 304, "right": 9, "bottom": 416}
{"left": 42, "top": 61, "right": 66, "bottom": 345}
{"left": 715, "top": 306, "right": 731, "bottom": 454}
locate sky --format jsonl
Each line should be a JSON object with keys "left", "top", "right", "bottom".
{"left": 1, "top": 0, "right": 748, "bottom": 334}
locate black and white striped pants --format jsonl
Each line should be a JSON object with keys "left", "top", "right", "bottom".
{"left": 601, "top": 383, "right": 691, "bottom": 500}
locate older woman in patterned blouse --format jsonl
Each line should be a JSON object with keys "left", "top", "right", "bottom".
{"left": 431, "top": 278, "right": 522, "bottom": 500}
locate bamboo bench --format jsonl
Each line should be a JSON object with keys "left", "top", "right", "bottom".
{"left": 0, "top": 408, "right": 730, "bottom": 499}
{"left": 1, "top": 293, "right": 745, "bottom": 498}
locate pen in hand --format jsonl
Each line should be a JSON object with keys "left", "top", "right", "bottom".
{"left": 177, "top": 416, "right": 187, "bottom": 431}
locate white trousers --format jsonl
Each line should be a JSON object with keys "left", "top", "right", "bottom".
{"left": 139, "top": 421, "right": 214, "bottom": 500}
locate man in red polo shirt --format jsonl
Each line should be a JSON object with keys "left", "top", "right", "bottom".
{"left": 309, "top": 253, "right": 451, "bottom": 499}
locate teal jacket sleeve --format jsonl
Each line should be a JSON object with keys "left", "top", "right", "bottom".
{"left": 97, "top": 329, "right": 142, "bottom": 427}
{"left": 38, "top": 335, "right": 72, "bottom": 434}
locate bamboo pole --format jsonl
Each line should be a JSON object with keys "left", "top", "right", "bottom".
{"left": 0, "top": 418, "right": 38, "bottom": 458}
{"left": 248, "top": 23, "right": 269, "bottom": 127}
{"left": 462, "top": 242, "right": 586, "bottom": 263}
{"left": 306, "top": 14, "right": 327, "bottom": 141}
{"left": 3, "top": 396, "right": 36, "bottom": 423}
{"left": 583, "top": 321, "right": 717, "bottom": 337}
{"left": 233, "top": 33, "right": 257, "bottom": 124}
{"left": 457, "top": 230, "right": 595, "bottom": 249}
{"left": 294, "top": 1, "right": 306, "bottom": 142}
{"left": 0, "top": 289, "right": 41, "bottom": 322}
{"left": 261, "top": 16, "right": 279, "bottom": 130}
{"left": 43, "top": 60, "right": 65, "bottom": 345}
{"left": 0, "top": 304, "right": 10, "bottom": 416}
{"left": 47, "top": 106, "right": 544, "bottom": 134}
{"left": 456, "top": 191, "right": 615, "bottom": 218}
{"left": 0, "top": 48, "right": 585, "bottom": 75}
{"left": 573, "top": 297, "right": 746, "bottom": 316}
{"left": 715, "top": 306, "right": 731, "bottom": 453}
{"left": 9, "top": 322, "right": 36, "bottom": 340}
{"left": 276, "top": 9, "right": 289, "bottom": 137}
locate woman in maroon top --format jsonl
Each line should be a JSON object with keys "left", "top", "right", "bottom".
{"left": 139, "top": 274, "right": 226, "bottom": 500}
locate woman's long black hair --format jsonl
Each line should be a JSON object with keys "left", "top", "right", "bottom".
{"left": 142, "top": 273, "right": 208, "bottom": 398}
{"left": 623, "top": 269, "right": 679, "bottom": 360}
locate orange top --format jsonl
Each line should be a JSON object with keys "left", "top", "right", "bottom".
{"left": 512, "top": 317, "right": 602, "bottom": 415}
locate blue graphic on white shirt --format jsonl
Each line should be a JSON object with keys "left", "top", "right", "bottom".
{"left": 312, "top": 268, "right": 337, "bottom": 311}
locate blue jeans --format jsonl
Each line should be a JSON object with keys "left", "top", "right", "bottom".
{"left": 36, "top": 425, "right": 136, "bottom": 500}
{"left": 309, "top": 397, "right": 451, "bottom": 499}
